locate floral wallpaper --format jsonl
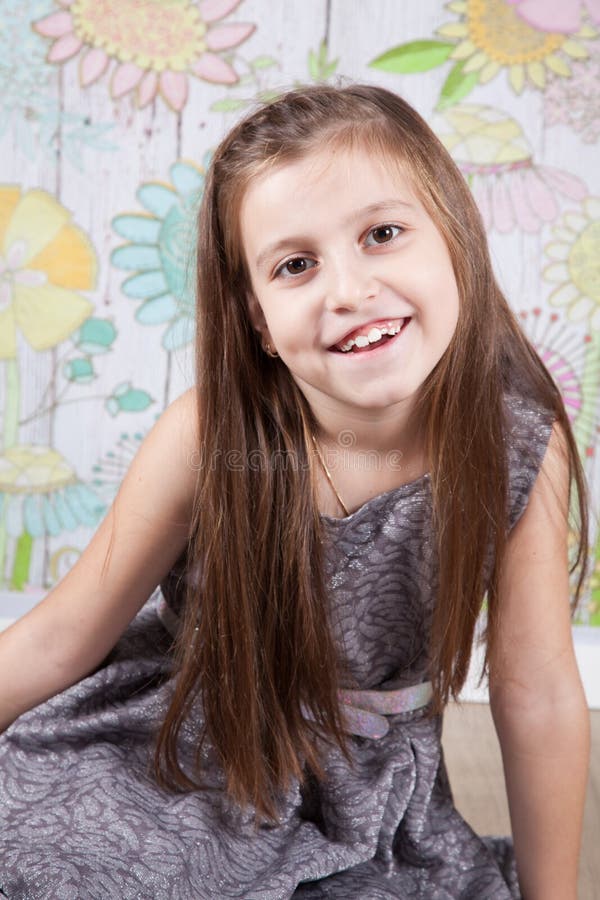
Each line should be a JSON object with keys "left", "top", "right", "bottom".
{"left": 0, "top": 1, "right": 598, "bottom": 644}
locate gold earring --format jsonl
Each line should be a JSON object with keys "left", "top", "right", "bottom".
{"left": 264, "top": 341, "right": 279, "bottom": 358}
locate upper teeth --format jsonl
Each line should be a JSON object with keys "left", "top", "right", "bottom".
{"left": 338, "top": 321, "right": 404, "bottom": 353}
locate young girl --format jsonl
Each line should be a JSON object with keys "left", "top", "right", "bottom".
{"left": 0, "top": 84, "right": 590, "bottom": 900}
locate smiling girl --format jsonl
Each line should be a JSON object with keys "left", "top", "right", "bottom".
{"left": 0, "top": 84, "right": 590, "bottom": 900}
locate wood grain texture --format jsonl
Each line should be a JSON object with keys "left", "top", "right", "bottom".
{"left": 442, "top": 702, "right": 600, "bottom": 900}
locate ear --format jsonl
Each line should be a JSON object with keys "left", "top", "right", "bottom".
{"left": 246, "top": 291, "right": 269, "bottom": 341}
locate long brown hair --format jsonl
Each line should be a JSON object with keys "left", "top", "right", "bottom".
{"left": 155, "top": 83, "right": 589, "bottom": 819}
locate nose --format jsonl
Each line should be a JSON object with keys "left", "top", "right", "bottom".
{"left": 324, "top": 250, "right": 378, "bottom": 313}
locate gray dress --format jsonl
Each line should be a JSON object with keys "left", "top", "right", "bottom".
{"left": 0, "top": 393, "right": 554, "bottom": 899}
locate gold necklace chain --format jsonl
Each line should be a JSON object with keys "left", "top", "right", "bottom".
{"left": 311, "top": 433, "right": 350, "bottom": 517}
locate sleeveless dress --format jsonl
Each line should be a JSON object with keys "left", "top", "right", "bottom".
{"left": 0, "top": 393, "right": 554, "bottom": 900}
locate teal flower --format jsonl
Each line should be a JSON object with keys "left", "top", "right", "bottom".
{"left": 111, "top": 157, "right": 208, "bottom": 351}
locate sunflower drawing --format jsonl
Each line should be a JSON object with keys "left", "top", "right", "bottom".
{"left": 544, "top": 198, "right": 600, "bottom": 330}
{"left": 34, "top": 0, "right": 256, "bottom": 112}
{"left": 370, "top": 0, "right": 597, "bottom": 108}
{"left": 438, "top": 0, "right": 594, "bottom": 93}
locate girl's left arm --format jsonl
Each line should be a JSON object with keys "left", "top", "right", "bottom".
{"left": 488, "top": 421, "right": 590, "bottom": 900}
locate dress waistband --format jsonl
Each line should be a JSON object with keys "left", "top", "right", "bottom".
{"left": 157, "top": 595, "right": 432, "bottom": 740}
{"left": 338, "top": 682, "right": 433, "bottom": 739}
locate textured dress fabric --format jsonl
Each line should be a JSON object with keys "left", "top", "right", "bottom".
{"left": 0, "top": 393, "right": 554, "bottom": 900}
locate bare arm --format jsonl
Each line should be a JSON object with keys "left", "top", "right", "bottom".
{"left": 489, "top": 423, "right": 590, "bottom": 900}
{"left": 0, "top": 387, "right": 199, "bottom": 732}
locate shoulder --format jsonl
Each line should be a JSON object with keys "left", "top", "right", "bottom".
{"left": 160, "top": 385, "right": 199, "bottom": 443}
{"left": 144, "top": 385, "right": 199, "bottom": 460}
{"left": 501, "top": 390, "right": 556, "bottom": 462}
{"left": 107, "top": 385, "right": 200, "bottom": 537}
{"left": 501, "top": 390, "right": 557, "bottom": 533}
{"left": 132, "top": 386, "right": 199, "bottom": 509}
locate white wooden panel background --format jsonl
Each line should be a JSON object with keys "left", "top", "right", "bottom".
{"left": 0, "top": 0, "right": 598, "bottom": 703}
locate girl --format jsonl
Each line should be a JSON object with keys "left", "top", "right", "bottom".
{"left": 0, "top": 83, "right": 590, "bottom": 900}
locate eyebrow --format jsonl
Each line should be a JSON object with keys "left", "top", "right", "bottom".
{"left": 254, "top": 199, "right": 415, "bottom": 271}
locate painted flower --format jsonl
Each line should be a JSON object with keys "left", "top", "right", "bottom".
{"left": 437, "top": 0, "right": 596, "bottom": 94}
{"left": 34, "top": 0, "right": 256, "bottom": 112}
{"left": 517, "top": 308, "right": 600, "bottom": 456}
{"left": 544, "top": 198, "right": 600, "bottom": 329}
{"left": 112, "top": 158, "right": 206, "bottom": 350}
{"left": 433, "top": 104, "right": 587, "bottom": 233}
{"left": 0, "top": 445, "right": 105, "bottom": 537}
{"left": 0, "top": 444, "right": 106, "bottom": 588}
{"left": 518, "top": 310, "right": 583, "bottom": 422}
{"left": 508, "top": 0, "right": 600, "bottom": 34}
{"left": 518, "top": 304, "right": 600, "bottom": 625}
{"left": 0, "top": 187, "right": 95, "bottom": 359}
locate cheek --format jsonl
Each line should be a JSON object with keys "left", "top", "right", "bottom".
{"left": 430, "top": 247, "right": 459, "bottom": 312}
{"left": 420, "top": 255, "right": 460, "bottom": 339}
{"left": 264, "top": 295, "right": 317, "bottom": 343}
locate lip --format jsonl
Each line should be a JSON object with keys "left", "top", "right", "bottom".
{"left": 328, "top": 317, "right": 411, "bottom": 352}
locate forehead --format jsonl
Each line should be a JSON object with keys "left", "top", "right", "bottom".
{"left": 239, "top": 145, "right": 423, "bottom": 268}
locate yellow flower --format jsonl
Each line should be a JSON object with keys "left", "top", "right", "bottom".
{"left": 437, "top": 0, "right": 596, "bottom": 94}
{"left": 544, "top": 198, "right": 600, "bottom": 329}
{"left": 0, "top": 187, "right": 96, "bottom": 359}
{"left": 0, "top": 444, "right": 106, "bottom": 538}
{"left": 0, "top": 444, "right": 76, "bottom": 495}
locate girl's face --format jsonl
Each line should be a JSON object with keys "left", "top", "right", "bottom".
{"left": 240, "top": 145, "right": 459, "bottom": 426}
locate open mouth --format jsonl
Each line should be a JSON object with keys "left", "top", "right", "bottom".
{"left": 330, "top": 318, "right": 411, "bottom": 354}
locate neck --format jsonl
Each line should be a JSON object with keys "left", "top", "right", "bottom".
{"left": 312, "top": 398, "right": 425, "bottom": 458}
{"left": 309, "top": 398, "right": 429, "bottom": 515}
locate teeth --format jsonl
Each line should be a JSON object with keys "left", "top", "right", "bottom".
{"left": 337, "top": 320, "right": 406, "bottom": 353}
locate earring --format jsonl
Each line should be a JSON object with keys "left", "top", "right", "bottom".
{"left": 264, "top": 341, "right": 279, "bottom": 358}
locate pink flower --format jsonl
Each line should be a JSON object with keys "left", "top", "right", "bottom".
{"left": 467, "top": 161, "right": 587, "bottom": 234}
{"left": 34, "top": 0, "right": 255, "bottom": 113}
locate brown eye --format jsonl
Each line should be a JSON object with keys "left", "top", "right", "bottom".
{"left": 286, "top": 258, "right": 308, "bottom": 274}
{"left": 275, "top": 256, "right": 316, "bottom": 279}
{"left": 366, "top": 224, "right": 402, "bottom": 246}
